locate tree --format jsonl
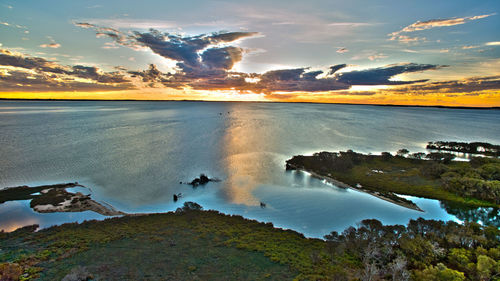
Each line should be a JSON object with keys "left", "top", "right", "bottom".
{"left": 181, "top": 201, "right": 203, "bottom": 211}
{"left": 414, "top": 263, "right": 466, "bottom": 281}
{"left": 389, "top": 256, "right": 410, "bottom": 281}
{"left": 421, "top": 163, "right": 449, "bottom": 178}
{"left": 381, "top": 152, "right": 392, "bottom": 161}
{"left": 410, "top": 152, "right": 426, "bottom": 160}
{"left": 476, "top": 255, "right": 497, "bottom": 280}
{"left": 397, "top": 149, "right": 410, "bottom": 157}
{"left": 426, "top": 152, "right": 456, "bottom": 164}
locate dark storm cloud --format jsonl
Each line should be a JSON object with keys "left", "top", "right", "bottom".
{"left": 337, "top": 63, "right": 443, "bottom": 85}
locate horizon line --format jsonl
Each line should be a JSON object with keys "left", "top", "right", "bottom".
{"left": 1, "top": 98, "right": 499, "bottom": 110}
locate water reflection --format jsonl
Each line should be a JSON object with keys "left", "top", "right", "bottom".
{"left": 0, "top": 200, "right": 105, "bottom": 231}
{"left": 440, "top": 201, "right": 499, "bottom": 227}
{"left": 219, "top": 105, "right": 282, "bottom": 206}
{"left": 0, "top": 201, "right": 39, "bottom": 232}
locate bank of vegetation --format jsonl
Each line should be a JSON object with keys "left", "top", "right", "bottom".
{"left": 286, "top": 149, "right": 500, "bottom": 207}
{"left": 0, "top": 203, "right": 499, "bottom": 280}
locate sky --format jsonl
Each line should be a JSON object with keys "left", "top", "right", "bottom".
{"left": 0, "top": 0, "right": 499, "bottom": 106}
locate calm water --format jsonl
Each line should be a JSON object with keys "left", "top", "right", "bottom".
{"left": 0, "top": 101, "right": 499, "bottom": 237}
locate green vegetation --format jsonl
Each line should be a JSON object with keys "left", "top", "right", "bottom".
{"left": 1, "top": 203, "right": 499, "bottom": 280}
{"left": 286, "top": 150, "right": 500, "bottom": 208}
{"left": 427, "top": 141, "right": 500, "bottom": 157}
{"left": 325, "top": 218, "right": 500, "bottom": 281}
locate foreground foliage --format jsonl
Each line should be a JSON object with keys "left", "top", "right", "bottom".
{"left": 1, "top": 204, "right": 499, "bottom": 280}
{"left": 325, "top": 218, "right": 500, "bottom": 281}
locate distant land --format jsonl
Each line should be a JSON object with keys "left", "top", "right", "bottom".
{"left": 1, "top": 98, "right": 499, "bottom": 110}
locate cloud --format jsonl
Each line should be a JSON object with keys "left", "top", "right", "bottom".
{"left": 368, "top": 54, "right": 388, "bottom": 61}
{"left": 74, "top": 22, "right": 95, "bottom": 29}
{"left": 255, "top": 68, "right": 348, "bottom": 92}
{"left": 0, "top": 49, "right": 132, "bottom": 91}
{"left": 76, "top": 19, "right": 175, "bottom": 29}
{"left": 74, "top": 22, "right": 143, "bottom": 50}
{"left": 336, "top": 47, "right": 348, "bottom": 53}
{"left": 0, "top": 21, "right": 28, "bottom": 30}
{"left": 390, "top": 35, "right": 426, "bottom": 44}
{"left": 336, "top": 63, "right": 443, "bottom": 85}
{"left": 462, "top": 45, "right": 480, "bottom": 49}
{"left": 327, "top": 64, "right": 347, "bottom": 75}
{"left": 201, "top": 46, "right": 244, "bottom": 70}
{"left": 397, "top": 14, "right": 494, "bottom": 33}
{"left": 132, "top": 29, "right": 258, "bottom": 72}
{"left": 388, "top": 76, "right": 500, "bottom": 94}
{"left": 128, "top": 64, "right": 171, "bottom": 83}
{"left": 11, "top": 26, "right": 447, "bottom": 95}
{"left": 181, "top": 62, "right": 443, "bottom": 93}
{"left": 76, "top": 22, "right": 258, "bottom": 74}
{"left": 102, "top": 42, "right": 119, "bottom": 49}
{"left": 39, "top": 43, "right": 61, "bottom": 48}
{"left": 486, "top": 41, "right": 500, "bottom": 46}
{"left": 0, "top": 69, "right": 131, "bottom": 92}
{"left": 389, "top": 14, "right": 494, "bottom": 43}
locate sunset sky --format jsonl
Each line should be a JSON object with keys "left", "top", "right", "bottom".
{"left": 1, "top": 0, "right": 499, "bottom": 106}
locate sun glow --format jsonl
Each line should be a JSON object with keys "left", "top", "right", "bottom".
{"left": 195, "top": 89, "right": 267, "bottom": 101}
{"left": 349, "top": 85, "right": 389, "bottom": 92}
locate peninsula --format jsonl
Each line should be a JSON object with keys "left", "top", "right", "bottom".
{"left": 286, "top": 149, "right": 500, "bottom": 208}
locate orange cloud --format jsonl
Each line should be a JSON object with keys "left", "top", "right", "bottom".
{"left": 39, "top": 43, "right": 61, "bottom": 48}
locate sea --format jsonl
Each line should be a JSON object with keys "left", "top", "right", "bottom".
{"left": 0, "top": 100, "right": 499, "bottom": 237}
